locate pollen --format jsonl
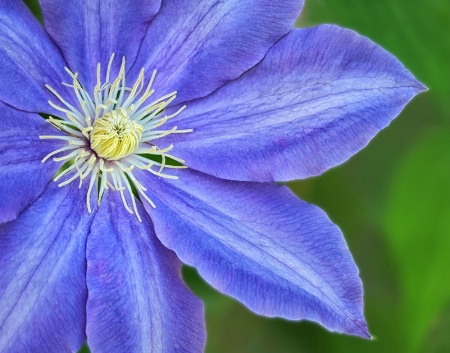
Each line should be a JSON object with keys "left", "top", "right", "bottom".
{"left": 39, "top": 54, "right": 192, "bottom": 221}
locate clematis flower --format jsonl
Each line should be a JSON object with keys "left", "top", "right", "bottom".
{"left": 0, "top": 0, "right": 424, "bottom": 352}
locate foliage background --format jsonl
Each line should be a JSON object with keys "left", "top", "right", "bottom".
{"left": 23, "top": 0, "right": 450, "bottom": 352}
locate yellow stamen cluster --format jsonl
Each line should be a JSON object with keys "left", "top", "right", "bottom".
{"left": 90, "top": 109, "right": 143, "bottom": 160}
{"left": 39, "top": 54, "right": 192, "bottom": 221}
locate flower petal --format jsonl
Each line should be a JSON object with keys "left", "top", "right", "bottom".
{"left": 40, "top": 0, "right": 162, "bottom": 91}
{"left": 139, "top": 169, "right": 369, "bottom": 338}
{"left": 0, "top": 182, "right": 93, "bottom": 353}
{"left": 0, "top": 102, "right": 61, "bottom": 223}
{"left": 86, "top": 191, "right": 206, "bottom": 353}
{"left": 0, "top": 0, "right": 70, "bottom": 113}
{"left": 132, "top": 0, "right": 303, "bottom": 103}
{"left": 161, "top": 25, "right": 426, "bottom": 182}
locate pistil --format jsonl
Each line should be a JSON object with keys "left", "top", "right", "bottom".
{"left": 90, "top": 109, "right": 143, "bottom": 160}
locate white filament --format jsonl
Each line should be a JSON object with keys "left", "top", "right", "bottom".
{"left": 40, "top": 54, "right": 191, "bottom": 221}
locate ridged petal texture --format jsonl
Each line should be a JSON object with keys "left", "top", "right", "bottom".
{"left": 0, "top": 101, "right": 61, "bottom": 223}
{"left": 160, "top": 25, "right": 425, "bottom": 182}
{"left": 0, "top": 183, "right": 92, "bottom": 352}
{"left": 140, "top": 169, "right": 370, "bottom": 337}
{"left": 86, "top": 192, "right": 206, "bottom": 353}
{"left": 39, "top": 0, "right": 162, "bottom": 91}
{"left": 132, "top": 0, "right": 303, "bottom": 103}
{"left": 0, "top": 0, "right": 70, "bottom": 113}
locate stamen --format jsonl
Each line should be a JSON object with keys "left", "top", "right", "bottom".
{"left": 40, "top": 54, "right": 191, "bottom": 220}
{"left": 90, "top": 110, "right": 143, "bottom": 160}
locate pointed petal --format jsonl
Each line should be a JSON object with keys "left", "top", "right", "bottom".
{"left": 0, "top": 102, "right": 62, "bottom": 223}
{"left": 139, "top": 169, "right": 369, "bottom": 337}
{"left": 0, "top": 0, "right": 70, "bottom": 113}
{"left": 161, "top": 26, "right": 425, "bottom": 182}
{"left": 40, "top": 0, "right": 162, "bottom": 91}
{"left": 86, "top": 191, "right": 206, "bottom": 353}
{"left": 132, "top": 0, "right": 303, "bottom": 103}
{"left": 0, "top": 182, "right": 93, "bottom": 353}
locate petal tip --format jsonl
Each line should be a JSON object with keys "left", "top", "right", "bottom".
{"left": 416, "top": 80, "right": 428, "bottom": 94}
{"left": 348, "top": 318, "right": 372, "bottom": 339}
{"left": 408, "top": 76, "right": 428, "bottom": 95}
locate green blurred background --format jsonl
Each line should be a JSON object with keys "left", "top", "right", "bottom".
{"left": 24, "top": 0, "right": 450, "bottom": 352}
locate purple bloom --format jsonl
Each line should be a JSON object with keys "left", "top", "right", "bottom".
{"left": 0, "top": 0, "right": 424, "bottom": 352}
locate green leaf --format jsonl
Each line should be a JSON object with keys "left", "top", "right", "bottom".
{"left": 384, "top": 128, "right": 450, "bottom": 352}
{"left": 23, "top": 0, "right": 43, "bottom": 22}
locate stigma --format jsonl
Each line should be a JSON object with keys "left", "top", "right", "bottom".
{"left": 40, "top": 54, "right": 191, "bottom": 221}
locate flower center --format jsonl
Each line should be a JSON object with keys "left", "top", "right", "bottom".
{"left": 40, "top": 54, "right": 191, "bottom": 221}
{"left": 90, "top": 109, "right": 143, "bottom": 160}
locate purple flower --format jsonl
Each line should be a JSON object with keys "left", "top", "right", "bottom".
{"left": 0, "top": 0, "right": 424, "bottom": 352}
